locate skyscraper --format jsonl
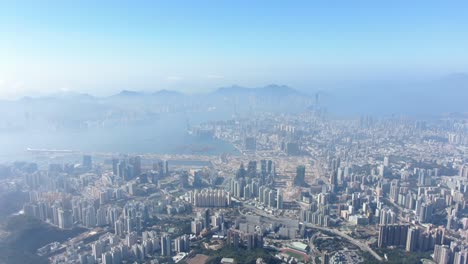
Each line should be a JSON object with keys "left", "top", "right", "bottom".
{"left": 267, "top": 160, "right": 273, "bottom": 175}
{"left": 244, "top": 136, "right": 256, "bottom": 151}
{"left": 129, "top": 156, "right": 141, "bottom": 177}
{"left": 295, "top": 165, "right": 306, "bottom": 187}
{"left": 277, "top": 189, "right": 283, "bottom": 209}
{"left": 406, "top": 227, "right": 419, "bottom": 252}
{"left": 378, "top": 224, "right": 408, "bottom": 248}
{"left": 454, "top": 250, "right": 468, "bottom": 264}
{"left": 161, "top": 235, "right": 172, "bottom": 256}
{"left": 260, "top": 159, "right": 267, "bottom": 177}
{"left": 175, "top": 235, "right": 190, "bottom": 253}
{"left": 419, "top": 203, "right": 434, "bottom": 223}
{"left": 383, "top": 156, "right": 389, "bottom": 167}
{"left": 433, "top": 245, "right": 452, "bottom": 264}
{"left": 203, "top": 209, "right": 210, "bottom": 229}
{"left": 165, "top": 160, "right": 169, "bottom": 176}
{"left": 191, "top": 219, "right": 203, "bottom": 235}
{"left": 236, "top": 163, "right": 246, "bottom": 179}
{"left": 58, "top": 208, "right": 73, "bottom": 229}
{"left": 117, "top": 160, "right": 127, "bottom": 179}
{"left": 92, "top": 241, "right": 103, "bottom": 261}
{"left": 247, "top": 160, "right": 257, "bottom": 177}
{"left": 330, "top": 170, "right": 338, "bottom": 186}
{"left": 82, "top": 155, "right": 92, "bottom": 170}
{"left": 102, "top": 252, "right": 113, "bottom": 264}
{"left": 112, "top": 158, "right": 119, "bottom": 175}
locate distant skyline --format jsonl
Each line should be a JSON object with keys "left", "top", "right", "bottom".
{"left": 1, "top": 1, "right": 468, "bottom": 98}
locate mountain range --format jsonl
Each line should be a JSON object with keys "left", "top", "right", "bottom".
{"left": 0, "top": 73, "right": 467, "bottom": 132}
{"left": 0, "top": 85, "right": 312, "bottom": 132}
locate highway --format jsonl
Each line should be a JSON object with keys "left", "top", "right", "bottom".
{"left": 242, "top": 203, "right": 383, "bottom": 262}
{"left": 303, "top": 223, "right": 383, "bottom": 262}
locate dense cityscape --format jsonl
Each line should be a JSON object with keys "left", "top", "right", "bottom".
{"left": 0, "top": 108, "right": 467, "bottom": 264}
{"left": 2, "top": 2, "right": 468, "bottom": 264}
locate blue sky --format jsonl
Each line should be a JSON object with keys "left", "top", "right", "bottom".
{"left": 0, "top": 1, "right": 467, "bottom": 98}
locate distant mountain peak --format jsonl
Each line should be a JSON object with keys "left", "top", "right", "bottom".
{"left": 263, "top": 84, "right": 290, "bottom": 89}
{"left": 153, "top": 89, "right": 183, "bottom": 96}
{"left": 213, "top": 84, "right": 305, "bottom": 97}
{"left": 115, "top": 90, "right": 144, "bottom": 97}
{"left": 215, "top": 84, "right": 246, "bottom": 91}
{"left": 67, "top": 92, "right": 95, "bottom": 99}
{"left": 260, "top": 84, "right": 296, "bottom": 93}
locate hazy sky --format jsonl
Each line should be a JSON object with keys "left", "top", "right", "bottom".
{"left": 1, "top": 1, "right": 468, "bottom": 98}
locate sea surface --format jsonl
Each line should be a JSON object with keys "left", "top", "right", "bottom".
{"left": 0, "top": 112, "right": 237, "bottom": 163}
